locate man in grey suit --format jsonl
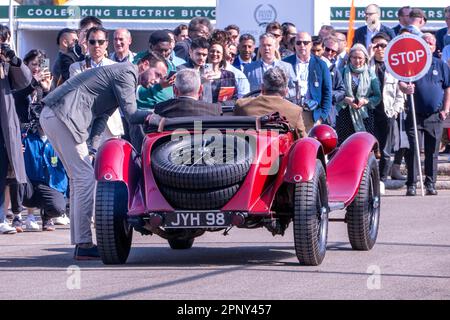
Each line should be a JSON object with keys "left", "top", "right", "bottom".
{"left": 154, "top": 68, "right": 222, "bottom": 117}
{"left": 243, "top": 33, "right": 296, "bottom": 98}
{"left": 39, "top": 52, "right": 168, "bottom": 260}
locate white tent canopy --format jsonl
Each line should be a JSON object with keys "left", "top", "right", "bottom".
{"left": 0, "top": 1, "right": 19, "bottom": 5}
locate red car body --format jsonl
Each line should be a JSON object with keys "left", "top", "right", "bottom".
{"left": 94, "top": 117, "right": 380, "bottom": 265}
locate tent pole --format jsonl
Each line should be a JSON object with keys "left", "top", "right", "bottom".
{"left": 8, "top": 0, "right": 14, "bottom": 49}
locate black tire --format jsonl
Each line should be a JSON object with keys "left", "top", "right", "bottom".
{"left": 293, "top": 160, "right": 329, "bottom": 266}
{"left": 95, "top": 182, "right": 132, "bottom": 264}
{"left": 152, "top": 135, "right": 252, "bottom": 190}
{"left": 346, "top": 154, "right": 380, "bottom": 250}
{"left": 160, "top": 184, "right": 240, "bottom": 210}
{"left": 168, "top": 237, "right": 195, "bottom": 249}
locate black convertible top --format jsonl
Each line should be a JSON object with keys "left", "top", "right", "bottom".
{"left": 144, "top": 113, "right": 291, "bottom": 133}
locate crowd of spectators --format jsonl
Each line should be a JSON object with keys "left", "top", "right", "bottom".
{"left": 1, "top": 4, "right": 450, "bottom": 261}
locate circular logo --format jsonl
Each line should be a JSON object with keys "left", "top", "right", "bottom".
{"left": 384, "top": 34, "right": 432, "bottom": 82}
{"left": 254, "top": 4, "right": 277, "bottom": 27}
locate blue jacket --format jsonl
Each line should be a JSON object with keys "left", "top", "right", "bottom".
{"left": 232, "top": 55, "right": 256, "bottom": 72}
{"left": 283, "top": 54, "right": 332, "bottom": 122}
{"left": 23, "top": 133, "right": 68, "bottom": 195}
{"left": 243, "top": 59, "right": 297, "bottom": 97}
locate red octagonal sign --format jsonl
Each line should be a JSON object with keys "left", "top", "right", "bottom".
{"left": 384, "top": 34, "right": 432, "bottom": 82}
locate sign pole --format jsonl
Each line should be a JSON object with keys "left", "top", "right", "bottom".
{"left": 408, "top": 84, "right": 425, "bottom": 197}
{"left": 8, "top": 0, "right": 14, "bottom": 49}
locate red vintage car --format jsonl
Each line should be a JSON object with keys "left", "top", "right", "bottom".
{"left": 94, "top": 114, "right": 380, "bottom": 266}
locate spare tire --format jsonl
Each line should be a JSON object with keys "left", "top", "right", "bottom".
{"left": 152, "top": 134, "right": 253, "bottom": 190}
{"left": 160, "top": 184, "right": 240, "bottom": 210}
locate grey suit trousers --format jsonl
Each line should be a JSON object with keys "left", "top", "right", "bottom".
{"left": 40, "top": 107, "right": 95, "bottom": 245}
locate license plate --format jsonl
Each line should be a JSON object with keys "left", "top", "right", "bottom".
{"left": 164, "top": 212, "right": 231, "bottom": 228}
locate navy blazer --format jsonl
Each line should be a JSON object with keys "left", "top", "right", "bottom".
{"left": 353, "top": 24, "right": 396, "bottom": 48}
{"left": 435, "top": 27, "right": 448, "bottom": 55}
{"left": 283, "top": 54, "right": 332, "bottom": 122}
{"left": 392, "top": 24, "right": 402, "bottom": 36}
{"left": 232, "top": 55, "right": 256, "bottom": 72}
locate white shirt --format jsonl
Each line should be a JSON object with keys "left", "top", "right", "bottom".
{"left": 366, "top": 24, "right": 381, "bottom": 49}
{"left": 68, "top": 57, "right": 124, "bottom": 137}
{"left": 225, "top": 63, "right": 250, "bottom": 98}
{"left": 261, "top": 60, "right": 275, "bottom": 73}
{"left": 238, "top": 55, "right": 253, "bottom": 72}
{"left": 295, "top": 56, "right": 310, "bottom": 97}
{"left": 109, "top": 51, "right": 136, "bottom": 63}
{"left": 321, "top": 56, "right": 333, "bottom": 69}
{"left": 69, "top": 56, "right": 115, "bottom": 77}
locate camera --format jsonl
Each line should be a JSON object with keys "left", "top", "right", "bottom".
{"left": 0, "top": 42, "right": 12, "bottom": 60}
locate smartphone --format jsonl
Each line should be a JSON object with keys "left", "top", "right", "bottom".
{"left": 40, "top": 58, "right": 50, "bottom": 70}
{"left": 166, "top": 70, "right": 176, "bottom": 79}
{"left": 204, "top": 63, "right": 213, "bottom": 73}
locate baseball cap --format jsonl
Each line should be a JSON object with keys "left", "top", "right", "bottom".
{"left": 409, "top": 8, "right": 427, "bottom": 22}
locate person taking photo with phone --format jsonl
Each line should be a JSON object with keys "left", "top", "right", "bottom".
{"left": 0, "top": 25, "right": 33, "bottom": 234}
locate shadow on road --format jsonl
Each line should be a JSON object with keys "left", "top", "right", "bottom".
{"left": 2, "top": 240, "right": 449, "bottom": 270}
{"left": 0, "top": 241, "right": 354, "bottom": 269}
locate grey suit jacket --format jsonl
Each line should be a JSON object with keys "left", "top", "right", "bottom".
{"left": 42, "top": 62, "right": 149, "bottom": 149}
{"left": 243, "top": 59, "right": 296, "bottom": 97}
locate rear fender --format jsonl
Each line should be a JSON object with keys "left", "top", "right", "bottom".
{"left": 94, "top": 139, "right": 141, "bottom": 208}
{"left": 327, "top": 132, "right": 378, "bottom": 205}
{"left": 284, "top": 137, "right": 326, "bottom": 183}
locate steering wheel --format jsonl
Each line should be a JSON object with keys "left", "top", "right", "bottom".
{"left": 242, "top": 89, "right": 261, "bottom": 98}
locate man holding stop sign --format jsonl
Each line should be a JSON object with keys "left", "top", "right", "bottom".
{"left": 386, "top": 34, "right": 450, "bottom": 196}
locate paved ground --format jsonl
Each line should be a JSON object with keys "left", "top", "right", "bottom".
{"left": 0, "top": 189, "right": 449, "bottom": 300}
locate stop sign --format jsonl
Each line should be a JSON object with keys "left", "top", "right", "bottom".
{"left": 384, "top": 34, "right": 432, "bottom": 82}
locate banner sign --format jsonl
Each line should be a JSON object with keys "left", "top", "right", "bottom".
{"left": 8, "top": 6, "right": 216, "bottom": 20}
{"left": 331, "top": 7, "right": 444, "bottom": 21}
{"left": 0, "top": 6, "right": 8, "bottom": 19}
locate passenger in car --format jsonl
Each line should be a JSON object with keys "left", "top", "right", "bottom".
{"left": 234, "top": 67, "right": 306, "bottom": 139}
{"left": 153, "top": 68, "right": 222, "bottom": 118}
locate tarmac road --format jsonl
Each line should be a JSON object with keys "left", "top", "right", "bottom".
{"left": 0, "top": 189, "right": 449, "bottom": 300}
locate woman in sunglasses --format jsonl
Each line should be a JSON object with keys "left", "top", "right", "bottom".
{"left": 369, "top": 32, "right": 406, "bottom": 184}
{"left": 336, "top": 43, "right": 381, "bottom": 146}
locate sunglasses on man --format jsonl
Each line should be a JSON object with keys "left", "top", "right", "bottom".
{"left": 89, "top": 39, "right": 107, "bottom": 46}
{"left": 296, "top": 40, "right": 311, "bottom": 46}
{"left": 373, "top": 43, "right": 387, "bottom": 49}
{"left": 325, "top": 47, "right": 338, "bottom": 54}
